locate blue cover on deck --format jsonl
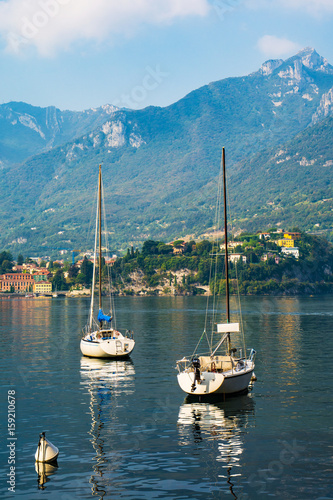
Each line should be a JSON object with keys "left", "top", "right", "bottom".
{"left": 97, "top": 309, "right": 112, "bottom": 323}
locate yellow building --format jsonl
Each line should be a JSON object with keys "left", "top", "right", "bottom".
{"left": 277, "top": 238, "right": 294, "bottom": 248}
{"left": 284, "top": 232, "right": 301, "bottom": 240}
{"left": 33, "top": 281, "right": 52, "bottom": 294}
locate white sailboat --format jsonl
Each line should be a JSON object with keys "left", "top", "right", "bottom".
{"left": 80, "top": 165, "right": 135, "bottom": 359}
{"left": 176, "top": 148, "right": 256, "bottom": 396}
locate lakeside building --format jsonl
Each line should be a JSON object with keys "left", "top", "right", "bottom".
{"left": 0, "top": 273, "right": 35, "bottom": 292}
{"left": 33, "top": 270, "right": 51, "bottom": 281}
{"left": 33, "top": 281, "right": 52, "bottom": 294}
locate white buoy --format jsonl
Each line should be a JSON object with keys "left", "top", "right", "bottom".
{"left": 35, "top": 432, "right": 59, "bottom": 463}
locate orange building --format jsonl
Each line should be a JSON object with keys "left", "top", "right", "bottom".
{"left": 0, "top": 273, "right": 35, "bottom": 292}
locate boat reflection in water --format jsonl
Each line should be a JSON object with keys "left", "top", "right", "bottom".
{"left": 35, "top": 461, "right": 58, "bottom": 490}
{"left": 177, "top": 395, "right": 255, "bottom": 499}
{"left": 80, "top": 357, "right": 135, "bottom": 499}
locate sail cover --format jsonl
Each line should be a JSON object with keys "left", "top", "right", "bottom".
{"left": 97, "top": 309, "right": 112, "bottom": 323}
{"left": 217, "top": 322, "right": 239, "bottom": 333}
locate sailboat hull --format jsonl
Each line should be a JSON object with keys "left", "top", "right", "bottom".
{"left": 80, "top": 336, "right": 135, "bottom": 358}
{"left": 177, "top": 364, "right": 254, "bottom": 396}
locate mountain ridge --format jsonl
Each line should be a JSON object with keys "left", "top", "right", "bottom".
{"left": 1, "top": 47, "right": 333, "bottom": 257}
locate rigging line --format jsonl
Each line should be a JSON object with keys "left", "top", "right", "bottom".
{"left": 89, "top": 177, "right": 99, "bottom": 331}
{"left": 100, "top": 177, "right": 117, "bottom": 330}
{"left": 192, "top": 329, "right": 207, "bottom": 357}
{"left": 209, "top": 157, "right": 224, "bottom": 348}
{"left": 204, "top": 167, "right": 223, "bottom": 351}
{"left": 211, "top": 152, "right": 224, "bottom": 347}
{"left": 204, "top": 246, "right": 214, "bottom": 352}
{"left": 85, "top": 186, "right": 98, "bottom": 259}
{"left": 226, "top": 168, "right": 247, "bottom": 357}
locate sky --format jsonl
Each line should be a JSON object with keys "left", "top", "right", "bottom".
{"left": 0, "top": 0, "right": 332, "bottom": 111}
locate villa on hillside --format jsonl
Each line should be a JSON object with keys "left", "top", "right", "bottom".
{"left": 258, "top": 232, "right": 271, "bottom": 240}
{"left": 228, "top": 254, "right": 247, "bottom": 264}
{"left": 281, "top": 247, "right": 300, "bottom": 259}
{"left": 261, "top": 253, "right": 281, "bottom": 264}
{"left": 284, "top": 232, "right": 301, "bottom": 240}
{"left": 277, "top": 238, "right": 295, "bottom": 248}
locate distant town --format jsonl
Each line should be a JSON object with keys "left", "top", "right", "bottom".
{"left": 1, "top": 228, "right": 332, "bottom": 297}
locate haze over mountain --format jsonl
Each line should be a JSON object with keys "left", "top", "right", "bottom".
{"left": 1, "top": 47, "right": 333, "bottom": 257}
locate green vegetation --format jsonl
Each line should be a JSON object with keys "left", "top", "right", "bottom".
{"left": 108, "top": 231, "right": 333, "bottom": 296}
{"left": 0, "top": 251, "right": 14, "bottom": 273}
{"left": 1, "top": 231, "right": 333, "bottom": 296}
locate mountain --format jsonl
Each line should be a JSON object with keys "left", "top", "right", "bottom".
{"left": 1, "top": 47, "right": 333, "bottom": 257}
{"left": 0, "top": 102, "right": 119, "bottom": 166}
{"left": 230, "top": 115, "right": 333, "bottom": 232}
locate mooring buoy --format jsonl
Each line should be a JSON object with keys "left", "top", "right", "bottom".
{"left": 35, "top": 432, "right": 59, "bottom": 463}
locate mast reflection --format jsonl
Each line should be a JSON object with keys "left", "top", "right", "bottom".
{"left": 177, "top": 395, "right": 255, "bottom": 499}
{"left": 80, "top": 358, "right": 135, "bottom": 499}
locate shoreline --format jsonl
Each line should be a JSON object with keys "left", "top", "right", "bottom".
{"left": 1, "top": 290, "right": 333, "bottom": 299}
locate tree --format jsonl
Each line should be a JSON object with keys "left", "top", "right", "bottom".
{"left": 0, "top": 251, "right": 13, "bottom": 272}
{"left": 68, "top": 265, "right": 79, "bottom": 279}
{"left": 195, "top": 240, "right": 212, "bottom": 256}
{"left": 1, "top": 259, "right": 13, "bottom": 273}
{"left": 17, "top": 254, "right": 24, "bottom": 265}
{"left": 80, "top": 256, "right": 94, "bottom": 286}
{"left": 183, "top": 240, "right": 195, "bottom": 254}
{"left": 142, "top": 240, "right": 160, "bottom": 256}
{"left": 0, "top": 251, "right": 13, "bottom": 265}
{"left": 52, "top": 270, "right": 68, "bottom": 291}
{"left": 196, "top": 260, "right": 211, "bottom": 285}
{"left": 157, "top": 243, "right": 173, "bottom": 255}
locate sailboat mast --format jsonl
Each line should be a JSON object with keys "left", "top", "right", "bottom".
{"left": 222, "top": 148, "right": 230, "bottom": 322}
{"left": 222, "top": 148, "right": 232, "bottom": 354}
{"left": 98, "top": 165, "right": 102, "bottom": 311}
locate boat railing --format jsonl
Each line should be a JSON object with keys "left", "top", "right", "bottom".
{"left": 83, "top": 324, "right": 91, "bottom": 336}
{"left": 176, "top": 353, "right": 239, "bottom": 374}
{"left": 125, "top": 330, "right": 134, "bottom": 339}
{"left": 175, "top": 357, "right": 191, "bottom": 372}
{"left": 249, "top": 349, "right": 256, "bottom": 363}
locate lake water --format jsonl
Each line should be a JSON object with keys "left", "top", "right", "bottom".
{"left": 0, "top": 295, "right": 333, "bottom": 500}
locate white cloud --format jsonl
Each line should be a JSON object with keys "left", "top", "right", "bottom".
{"left": 257, "top": 35, "right": 301, "bottom": 58}
{"left": 0, "top": 0, "right": 210, "bottom": 56}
